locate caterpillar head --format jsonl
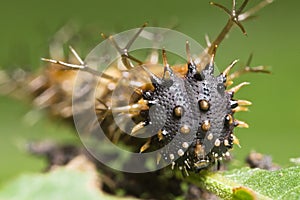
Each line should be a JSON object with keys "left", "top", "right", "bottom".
{"left": 140, "top": 50, "right": 248, "bottom": 172}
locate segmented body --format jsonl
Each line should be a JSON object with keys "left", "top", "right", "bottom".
{"left": 140, "top": 61, "right": 236, "bottom": 171}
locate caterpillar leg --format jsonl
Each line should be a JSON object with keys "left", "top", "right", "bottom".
{"left": 139, "top": 138, "right": 151, "bottom": 153}
{"left": 111, "top": 99, "right": 149, "bottom": 114}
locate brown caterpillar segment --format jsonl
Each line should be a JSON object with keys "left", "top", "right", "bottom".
{"left": 32, "top": 0, "right": 272, "bottom": 174}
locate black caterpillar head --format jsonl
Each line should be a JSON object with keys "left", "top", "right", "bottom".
{"left": 139, "top": 51, "right": 249, "bottom": 172}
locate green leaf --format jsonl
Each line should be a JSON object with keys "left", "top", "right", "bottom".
{"left": 187, "top": 166, "right": 300, "bottom": 200}
{"left": 1, "top": 158, "right": 299, "bottom": 200}
{"left": 0, "top": 165, "right": 138, "bottom": 200}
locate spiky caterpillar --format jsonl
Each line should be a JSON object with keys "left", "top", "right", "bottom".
{"left": 26, "top": 0, "right": 271, "bottom": 173}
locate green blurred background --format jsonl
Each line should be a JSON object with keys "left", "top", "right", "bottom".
{"left": 0, "top": 0, "right": 299, "bottom": 187}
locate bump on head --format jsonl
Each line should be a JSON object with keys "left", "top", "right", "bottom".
{"left": 199, "top": 100, "right": 210, "bottom": 111}
{"left": 225, "top": 114, "right": 233, "bottom": 125}
{"left": 173, "top": 105, "right": 184, "bottom": 118}
{"left": 180, "top": 125, "right": 191, "bottom": 134}
{"left": 201, "top": 120, "right": 211, "bottom": 131}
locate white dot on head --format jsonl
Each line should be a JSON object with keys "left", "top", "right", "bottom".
{"left": 62, "top": 80, "right": 72, "bottom": 92}
{"left": 122, "top": 71, "right": 130, "bottom": 78}
{"left": 171, "top": 162, "right": 176, "bottom": 170}
{"left": 182, "top": 142, "right": 189, "bottom": 149}
{"left": 214, "top": 139, "right": 221, "bottom": 147}
{"left": 224, "top": 139, "right": 229, "bottom": 146}
{"left": 180, "top": 125, "right": 190, "bottom": 134}
{"left": 177, "top": 149, "right": 184, "bottom": 157}
{"left": 162, "top": 130, "right": 168, "bottom": 135}
{"left": 225, "top": 152, "right": 230, "bottom": 157}
{"left": 184, "top": 160, "right": 191, "bottom": 169}
{"left": 207, "top": 133, "right": 213, "bottom": 140}
{"left": 107, "top": 82, "right": 116, "bottom": 90}
{"left": 214, "top": 153, "right": 218, "bottom": 158}
{"left": 169, "top": 154, "right": 175, "bottom": 160}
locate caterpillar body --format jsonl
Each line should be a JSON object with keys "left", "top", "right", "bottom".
{"left": 5, "top": 0, "right": 271, "bottom": 175}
